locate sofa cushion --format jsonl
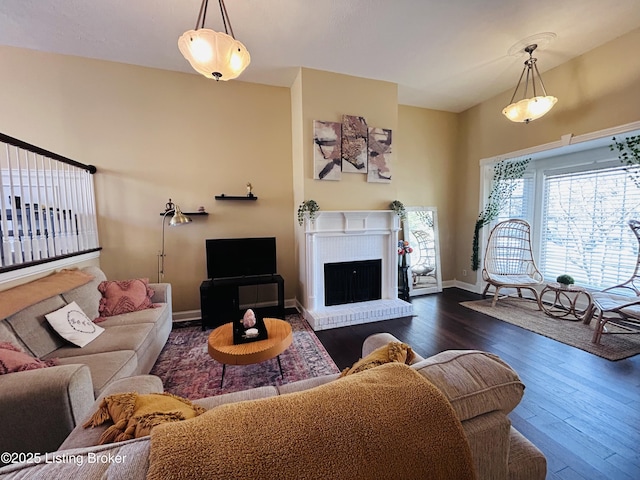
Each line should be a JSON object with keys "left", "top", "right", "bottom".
{"left": 55, "top": 350, "right": 139, "bottom": 394}
{"left": 0, "top": 437, "right": 151, "bottom": 479}
{"left": 61, "top": 266, "right": 107, "bottom": 321}
{"left": 6, "top": 295, "right": 68, "bottom": 357}
{"left": 43, "top": 323, "right": 154, "bottom": 359}
{"left": 45, "top": 302, "right": 105, "bottom": 348}
{"left": 0, "top": 342, "right": 58, "bottom": 374}
{"left": 412, "top": 350, "right": 525, "bottom": 421}
{"left": 92, "top": 304, "right": 168, "bottom": 328}
{"left": 97, "top": 278, "right": 155, "bottom": 319}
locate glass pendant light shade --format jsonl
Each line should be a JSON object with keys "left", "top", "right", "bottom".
{"left": 502, "top": 95, "right": 558, "bottom": 123}
{"left": 502, "top": 43, "right": 557, "bottom": 124}
{"left": 178, "top": 28, "right": 250, "bottom": 81}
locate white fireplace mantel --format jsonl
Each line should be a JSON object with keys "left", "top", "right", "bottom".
{"left": 300, "top": 210, "right": 413, "bottom": 330}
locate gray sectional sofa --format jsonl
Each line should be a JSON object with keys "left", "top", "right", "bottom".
{"left": 0, "top": 333, "right": 547, "bottom": 479}
{"left": 0, "top": 266, "right": 172, "bottom": 458}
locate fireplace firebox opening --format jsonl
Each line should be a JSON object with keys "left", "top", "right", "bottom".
{"left": 324, "top": 259, "right": 382, "bottom": 307}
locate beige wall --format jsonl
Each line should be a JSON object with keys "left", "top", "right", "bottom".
{"left": 456, "top": 27, "right": 640, "bottom": 287}
{"left": 0, "top": 46, "right": 294, "bottom": 311}
{"left": 396, "top": 106, "right": 459, "bottom": 281}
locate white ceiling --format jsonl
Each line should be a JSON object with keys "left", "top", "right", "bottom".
{"left": 1, "top": 0, "right": 639, "bottom": 112}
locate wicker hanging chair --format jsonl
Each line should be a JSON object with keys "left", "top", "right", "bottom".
{"left": 481, "top": 219, "right": 544, "bottom": 307}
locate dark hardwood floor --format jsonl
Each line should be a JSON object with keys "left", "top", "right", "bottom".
{"left": 315, "top": 288, "right": 640, "bottom": 480}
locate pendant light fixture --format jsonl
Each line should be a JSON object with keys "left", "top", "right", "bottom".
{"left": 178, "top": 0, "right": 251, "bottom": 81}
{"left": 502, "top": 43, "right": 557, "bottom": 123}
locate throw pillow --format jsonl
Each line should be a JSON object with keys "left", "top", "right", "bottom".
{"left": 97, "top": 278, "right": 155, "bottom": 319}
{"left": 0, "top": 342, "right": 58, "bottom": 375}
{"left": 83, "top": 392, "right": 207, "bottom": 445}
{"left": 45, "top": 301, "right": 105, "bottom": 347}
{"left": 339, "top": 341, "right": 415, "bottom": 377}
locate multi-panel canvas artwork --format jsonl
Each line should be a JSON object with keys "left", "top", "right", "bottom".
{"left": 313, "top": 114, "right": 392, "bottom": 183}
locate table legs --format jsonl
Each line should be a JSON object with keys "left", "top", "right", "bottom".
{"left": 219, "top": 356, "right": 284, "bottom": 389}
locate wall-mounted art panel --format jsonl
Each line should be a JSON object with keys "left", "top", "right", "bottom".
{"left": 341, "top": 114, "right": 368, "bottom": 174}
{"left": 313, "top": 120, "right": 342, "bottom": 180}
{"left": 367, "top": 127, "right": 392, "bottom": 183}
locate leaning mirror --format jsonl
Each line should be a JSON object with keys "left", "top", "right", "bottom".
{"left": 403, "top": 206, "right": 442, "bottom": 295}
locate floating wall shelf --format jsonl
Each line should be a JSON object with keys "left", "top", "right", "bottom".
{"left": 159, "top": 211, "right": 209, "bottom": 216}
{"left": 215, "top": 194, "right": 257, "bottom": 201}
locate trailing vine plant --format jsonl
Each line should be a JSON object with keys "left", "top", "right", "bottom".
{"left": 471, "top": 158, "right": 530, "bottom": 271}
{"left": 297, "top": 200, "right": 320, "bottom": 226}
{"left": 611, "top": 135, "right": 640, "bottom": 188}
{"left": 389, "top": 200, "right": 406, "bottom": 219}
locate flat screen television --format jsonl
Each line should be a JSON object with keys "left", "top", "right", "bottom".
{"left": 206, "top": 237, "right": 277, "bottom": 279}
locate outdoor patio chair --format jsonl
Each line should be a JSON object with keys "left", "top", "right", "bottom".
{"left": 482, "top": 219, "right": 544, "bottom": 307}
{"left": 590, "top": 219, "right": 640, "bottom": 344}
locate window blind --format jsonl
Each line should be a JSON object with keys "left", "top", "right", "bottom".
{"left": 541, "top": 166, "right": 640, "bottom": 290}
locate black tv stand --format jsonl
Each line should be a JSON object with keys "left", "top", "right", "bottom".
{"left": 200, "top": 274, "right": 285, "bottom": 330}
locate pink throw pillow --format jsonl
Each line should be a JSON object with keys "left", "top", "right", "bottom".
{"left": 0, "top": 342, "right": 58, "bottom": 375}
{"left": 97, "top": 278, "right": 155, "bottom": 320}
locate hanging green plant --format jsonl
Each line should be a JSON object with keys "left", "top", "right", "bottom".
{"left": 471, "top": 158, "right": 530, "bottom": 271}
{"left": 297, "top": 200, "right": 320, "bottom": 226}
{"left": 611, "top": 135, "right": 640, "bottom": 188}
{"left": 389, "top": 200, "right": 406, "bottom": 219}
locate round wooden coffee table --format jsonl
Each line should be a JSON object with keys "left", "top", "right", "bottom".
{"left": 208, "top": 318, "right": 293, "bottom": 387}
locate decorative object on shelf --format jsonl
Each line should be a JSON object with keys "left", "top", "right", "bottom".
{"left": 297, "top": 200, "right": 320, "bottom": 226}
{"left": 198, "top": 206, "right": 206, "bottom": 213}
{"left": 397, "top": 240, "right": 413, "bottom": 268}
{"left": 611, "top": 134, "right": 640, "bottom": 188}
{"left": 471, "top": 158, "right": 530, "bottom": 271}
{"left": 390, "top": 200, "right": 406, "bottom": 219}
{"left": 178, "top": 0, "right": 251, "bottom": 81}
{"left": 246, "top": 182, "right": 253, "bottom": 196}
{"left": 556, "top": 274, "right": 575, "bottom": 288}
{"left": 502, "top": 40, "right": 557, "bottom": 123}
{"left": 158, "top": 199, "right": 193, "bottom": 282}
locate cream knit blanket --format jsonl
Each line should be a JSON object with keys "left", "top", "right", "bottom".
{"left": 147, "top": 363, "right": 476, "bottom": 480}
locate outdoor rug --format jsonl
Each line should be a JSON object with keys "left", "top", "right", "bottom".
{"left": 461, "top": 298, "right": 640, "bottom": 361}
{"left": 150, "top": 313, "right": 340, "bottom": 399}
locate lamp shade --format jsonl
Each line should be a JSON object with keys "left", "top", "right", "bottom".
{"left": 169, "top": 206, "right": 192, "bottom": 226}
{"left": 178, "top": 28, "right": 251, "bottom": 81}
{"left": 502, "top": 95, "right": 558, "bottom": 123}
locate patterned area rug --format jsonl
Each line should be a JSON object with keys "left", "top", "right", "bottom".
{"left": 150, "top": 314, "right": 340, "bottom": 399}
{"left": 461, "top": 298, "right": 640, "bottom": 361}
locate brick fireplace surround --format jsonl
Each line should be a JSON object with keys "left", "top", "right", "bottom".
{"left": 300, "top": 211, "right": 413, "bottom": 330}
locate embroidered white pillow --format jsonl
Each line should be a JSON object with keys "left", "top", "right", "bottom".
{"left": 45, "top": 301, "right": 104, "bottom": 347}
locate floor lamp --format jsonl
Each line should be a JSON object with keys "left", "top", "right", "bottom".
{"left": 158, "top": 199, "right": 192, "bottom": 283}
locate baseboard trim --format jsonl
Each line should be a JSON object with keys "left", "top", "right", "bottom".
{"left": 173, "top": 298, "right": 299, "bottom": 323}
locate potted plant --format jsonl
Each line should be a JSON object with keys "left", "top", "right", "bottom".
{"left": 556, "top": 274, "right": 575, "bottom": 288}
{"left": 297, "top": 200, "right": 320, "bottom": 226}
{"left": 390, "top": 200, "right": 406, "bottom": 219}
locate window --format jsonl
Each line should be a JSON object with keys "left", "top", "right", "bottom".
{"left": 541, "top": 166, "right": 640, "bottom": 290}
{"left": 481, "top": 129, "right": 640, "bottom": 291}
